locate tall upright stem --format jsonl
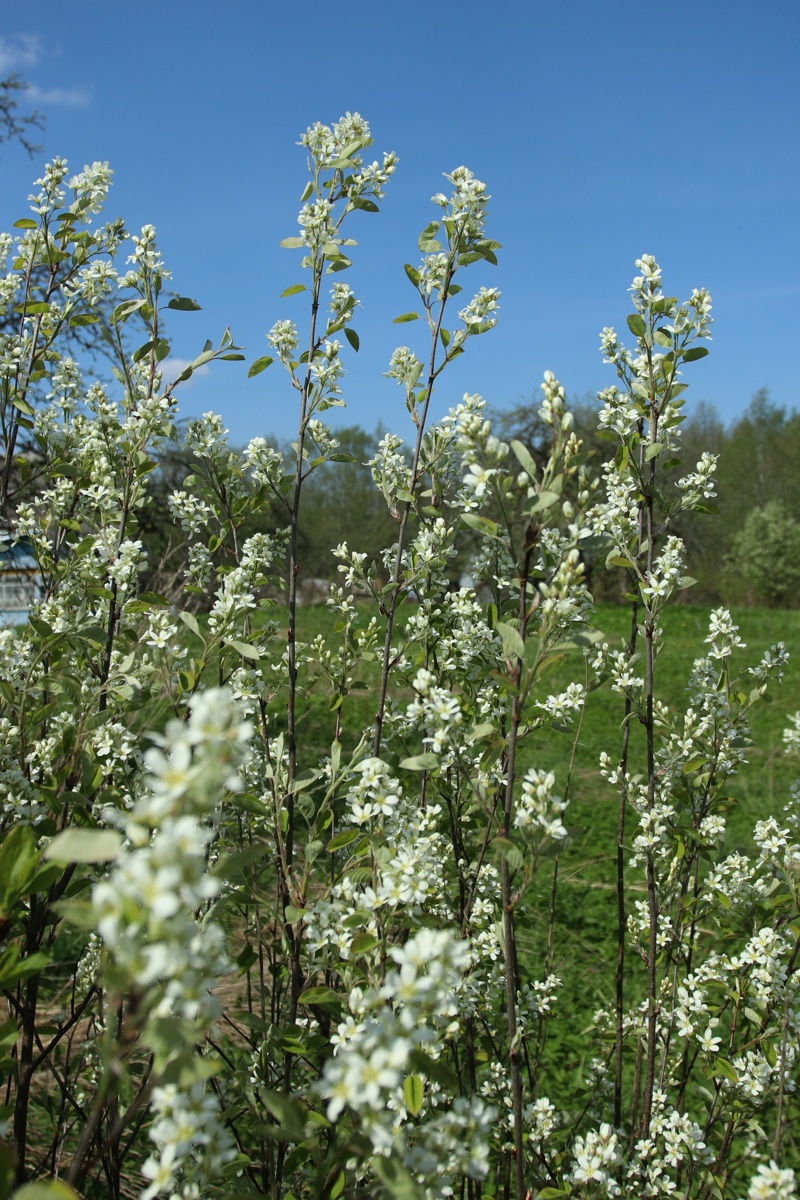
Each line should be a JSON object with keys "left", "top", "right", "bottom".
{"left": 372, "top": 261, "right": 453, "bottom": 756}
{"left": 640, "top": 401, "right": 659, "bottom": 1139}
{"left": 500, "top": 535, "right": 535, "bottom": 1200}
{"left": 614, "top": 598, "right": 638, "bottom": 1128}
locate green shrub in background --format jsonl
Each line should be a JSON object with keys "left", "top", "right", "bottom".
{"left": 725, "top": 499, "right": 800, "bottom": 607}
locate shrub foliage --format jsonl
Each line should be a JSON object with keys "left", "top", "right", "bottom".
{"left": 0, "top": 120, "right": 799, "bottom": 1200}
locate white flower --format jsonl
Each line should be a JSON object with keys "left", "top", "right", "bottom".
{"left": 747, "top": 1161, "right": 797, "bottom": 1200}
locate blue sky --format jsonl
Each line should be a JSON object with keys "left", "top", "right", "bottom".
{"left": 1, "top": 1, "right": 799, "bottom": 447}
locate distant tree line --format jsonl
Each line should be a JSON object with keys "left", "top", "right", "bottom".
{"left": 492, "top": 387, "right": 800, "bottom": 607}
{"left": 3, "top": 69, "right": 798, "bottom": 610}
{"left": 135, "top": 388, "right": 800, "bottom": 609}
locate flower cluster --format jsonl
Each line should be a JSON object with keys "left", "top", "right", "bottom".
{"left": 432, "top": 166, "right": 490, "bottom": 238}
{"left": 92, "top": 690, "right": 250, "bottom": 1196}
{"left": 458, "top": 285, "right": 500, "bottom": 331}
{"left": 514, "top": 768, "right": 568, "bottom": 840}
{"left": 319, "top": 929, "right": 494, "bottom": 1193}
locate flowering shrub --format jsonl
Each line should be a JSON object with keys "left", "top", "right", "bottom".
{"left": 0, "top": 120, "right": 798, "bottom": 1200}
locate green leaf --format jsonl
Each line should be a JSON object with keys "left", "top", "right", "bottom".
{"left": 259, "top": 1090, "right": 306, "bottom": 1138}
{"left": 167, "top": 296, "right": 202, "bottom": 311}
{"left": 280, "top": 283, "right": 306, "bottom": 298}
{"left": 178, "top": 611, "right": 201, "bottom": 637}
{"left": 350, "top": 196, "right": 379, "bottom": 212}
{"left": 0, "top": 946, "right": 51, "bottom": 989}
{"left": 495, "top": 620, "right": 525, "bottom": 661}
{"left": 403, "top": 1074, "right": 424, "bottom": 1116}
{"left": 404, "top": 263, "right": 420, "bottom": 287}
{"left": 714, "top": 1056, "right": 739, "bottom": 1083}
{"left": 644, "top": 442, "right": 664, "bottom": 461}
{"left": 0, "top": 826, "right": 44, "bottom": 926}
{"left": 615, "top": 443, "right": 630, "bottom": 473}
{"left": 236, "top": 943, "right": 259, "bottom": 974}
{"left": 12, "top": 1183, "right": 82, "bottom": 1200}
{"left": 530, "top": 490, "right": 560, "bottom": 513}
{"left": 111, "top": 297, "right": 144, "bottom": 326}
{"left": 418, "top": 220, "right": 442, "bottom": 253}
{"left": 393, "top": 312, "right": 420, "bottom": 324}
{"left": 408, "top": 1049, "right": 459, "bottom": 1091}
{"left": 344, "top": 328, "right": 359, "bottom": 352}
{"left": 44, "top": 828, "right": 122, "bottom": 864}
{"left": 13, "top": 218, "right": 38, "bottom": 229}
{"left": 371, "top": 1154, "right": 427, "bottom": 1200}
{"left": 280, "top": 236, "right": 306, "bottom": 249}
{"left": 626, "top": 312, "right": 647, "bottom": 338}
{"left": 350, "top": 932, "right": 379, "bottom": 955}
{"left": 462, "top": 513, "right": 498, "bottom": 538}
{"left": 226, "top": 639, "right": 260, "bottom": 661}
{"left": 493, "top": 836, "right": 523, "bottom": 871}
{"left": 328, "top": 1168, "right": 346, "bottom": 1200}
{"left": 326, "top": 828, "right": 362, "bottom": 853}
{"left": 683, "top": 345, "right": 709, "bottom": 362}
{"left": 399, "top": 753, "right": 439, "bottom": 771}
{"left": 140, "top": 590, "right": 171, "bottom": 607}
{"left": 298, "top": 986, "right": 340, "bottom": 1007}
{"left": 511, "top": 439, "right": 538, "bottom": 480}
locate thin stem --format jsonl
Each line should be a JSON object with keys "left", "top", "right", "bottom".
{"left": 501, "top": 534, "right": 536, "bottom": 1200}
{"left": 372, "top": 271, "right": 453, "bottom": 756}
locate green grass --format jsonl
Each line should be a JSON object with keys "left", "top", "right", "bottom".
{"left": 283, "top": 600, "right": 800, "bottom": 1101}
{"left": 519, "top": 602, "right": 800, "bottom": 1099}
{"left": 285, "top": 600, "right": 800, "bottom": 819}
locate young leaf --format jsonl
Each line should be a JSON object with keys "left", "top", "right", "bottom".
{"left": 248, "top": 355, "right": 274, "bottom": 377}
{"left": 626, "top": 312, "right": 647, "bottom": 338}
{"left": 167, "top": 296, "right": 202, "bottom": 311}
{"left": 403, "top": 1074, "right": 424, "bottom": 1116}
{"left": 495, "top": 620, "right": 525, "bottom": 661}
{"left": 44, "top": 829, "right": 122, "bottom": 864}
{"left": 511, "top": 439, "right": 538, "bottom": 480}
{"left": 178, "top": 611, "right": 201, "bottom": 637}
{"left": 418, "top": 220, "right": 442, "bottom": 252}
{"left": 326, "top": 828, "right": 362, "bottom": 853}
{"left": 299, "top": 986, "right": 341, "bottom": 1006}
{"left": 399, "top": 753, "right": 440, "bottom": 771}
{"left": 371, "top": 1154, "right": 427, "bottom": 1200}
{"left": 462, "top": 513, "right": 499, "bottom": 538}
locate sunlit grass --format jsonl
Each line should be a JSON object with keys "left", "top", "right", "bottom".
{"left": 281, "top": 599, "right": 800, "bottom": 1104}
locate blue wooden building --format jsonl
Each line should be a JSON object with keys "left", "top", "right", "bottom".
{"left": 0, "top": 536, "right": 40, "bottom": 626}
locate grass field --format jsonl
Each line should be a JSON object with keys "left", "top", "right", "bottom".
{"left": 280, "top": 599, "right": 800, "bottom": 1102}
{"left": 284, "top": 600, "right": 800, "bottom": 817}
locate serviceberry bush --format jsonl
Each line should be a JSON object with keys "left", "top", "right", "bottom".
{"left": 0, "top": 119, "right": 797, "bottom": 1200}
